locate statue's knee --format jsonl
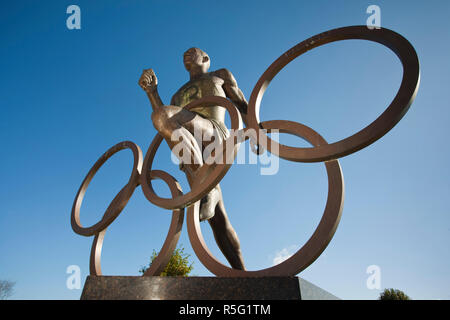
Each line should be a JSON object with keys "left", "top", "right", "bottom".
{"left": 151, "top": 108, "right": 175, "bottom": 137}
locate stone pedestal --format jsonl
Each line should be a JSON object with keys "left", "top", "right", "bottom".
{"left": 81, "top": 276, "right": 339, "bottom": 300}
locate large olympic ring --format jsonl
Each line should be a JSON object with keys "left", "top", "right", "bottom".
{"left": 247, "top": 26, "right": 420, "bottom": 162}
{"left": 71, "top": 26, "right": 419, "bottom": 277}
{"left": 187, "top": 121, "right": 344, "bottom": 276}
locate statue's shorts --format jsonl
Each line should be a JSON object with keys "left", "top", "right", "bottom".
{"left": 178, "top": 113, "right": 230, "bottom": 173}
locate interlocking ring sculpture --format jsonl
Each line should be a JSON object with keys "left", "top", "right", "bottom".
{"left": 71, "top": 26, "right": 420, "bottom": 277}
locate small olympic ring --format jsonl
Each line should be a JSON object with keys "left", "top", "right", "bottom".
{"left": 140, "top": 95, "right": 243, "bottom": 210}
{"left": 71, "top": 26, "right": 419, "bottom": 277}
{"left": 71, "top": 141, "right": 143, "bottom": 237}
{"left": 88, "top": 170, "right": 185, "bottom": 276}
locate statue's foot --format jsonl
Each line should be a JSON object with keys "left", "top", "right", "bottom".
{"left": 199, "top": 185, "right": 220, "bottom": 221}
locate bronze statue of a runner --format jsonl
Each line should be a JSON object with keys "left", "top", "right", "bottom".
{"left": 138, "top": 48, "right": 247, "bottom": 270}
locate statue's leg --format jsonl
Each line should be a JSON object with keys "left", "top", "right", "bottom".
{"left": 208, "top": 185, "right": 246, "bottom": 270}
{"left": 151, "top": 105, "right": 221, "bottom": 219}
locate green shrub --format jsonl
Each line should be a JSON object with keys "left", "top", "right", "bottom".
{"left": 140, "top": 246, "right": 193, "bottom": 277}
{"left": 379, "top": 288, "right": 411, "bottom": 300}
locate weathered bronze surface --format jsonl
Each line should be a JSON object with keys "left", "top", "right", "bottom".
{"left": 71, "top": 26, "right": 420, "bottom": 278}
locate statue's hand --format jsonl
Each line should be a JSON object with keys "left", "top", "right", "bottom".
{"left": 139, "top": 68, "right": 158, "bottom": 93}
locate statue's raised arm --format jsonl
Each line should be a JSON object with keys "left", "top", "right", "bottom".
{"left": 138, "top": 68, "right": 164, "bottom": 112}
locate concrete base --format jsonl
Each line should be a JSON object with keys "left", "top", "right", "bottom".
{"left": 81, "top": 276, "right": 339, "bottom": 300}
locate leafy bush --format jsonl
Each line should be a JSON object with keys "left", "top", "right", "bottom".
{"left": 139, "top": 246, "right": 193, "bottom": 277}
{"left": 379, "top": 288, "right": 411, "bottom": 300}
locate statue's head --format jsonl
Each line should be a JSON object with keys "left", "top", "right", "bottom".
{"left": 183, "top": 47, "right": 210, "bottom": 74}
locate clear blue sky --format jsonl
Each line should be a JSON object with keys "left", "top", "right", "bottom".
{"left": 1, "top": 0, "right": 449, "bottom": 300}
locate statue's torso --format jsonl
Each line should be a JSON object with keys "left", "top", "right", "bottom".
{"left": 171, "top": 72, "right": 226, "bottom": 122}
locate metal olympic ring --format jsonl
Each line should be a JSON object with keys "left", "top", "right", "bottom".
{"left": 187, "top": 121, "right": 344, "bottom": 277}
{"left": 71, "top": 141, "right": 143, "bottom": 237}
{"left": 247, "top": 26, "right": 420, "bottom": 163}
{"left": 140, "top": 95, "right": 243, "bottom": 210}
{"left": 71, "top": 142, "right": 185, "bottom": 276}
{"left": 89, "top": 170, "right": 185, "bottom": 276}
